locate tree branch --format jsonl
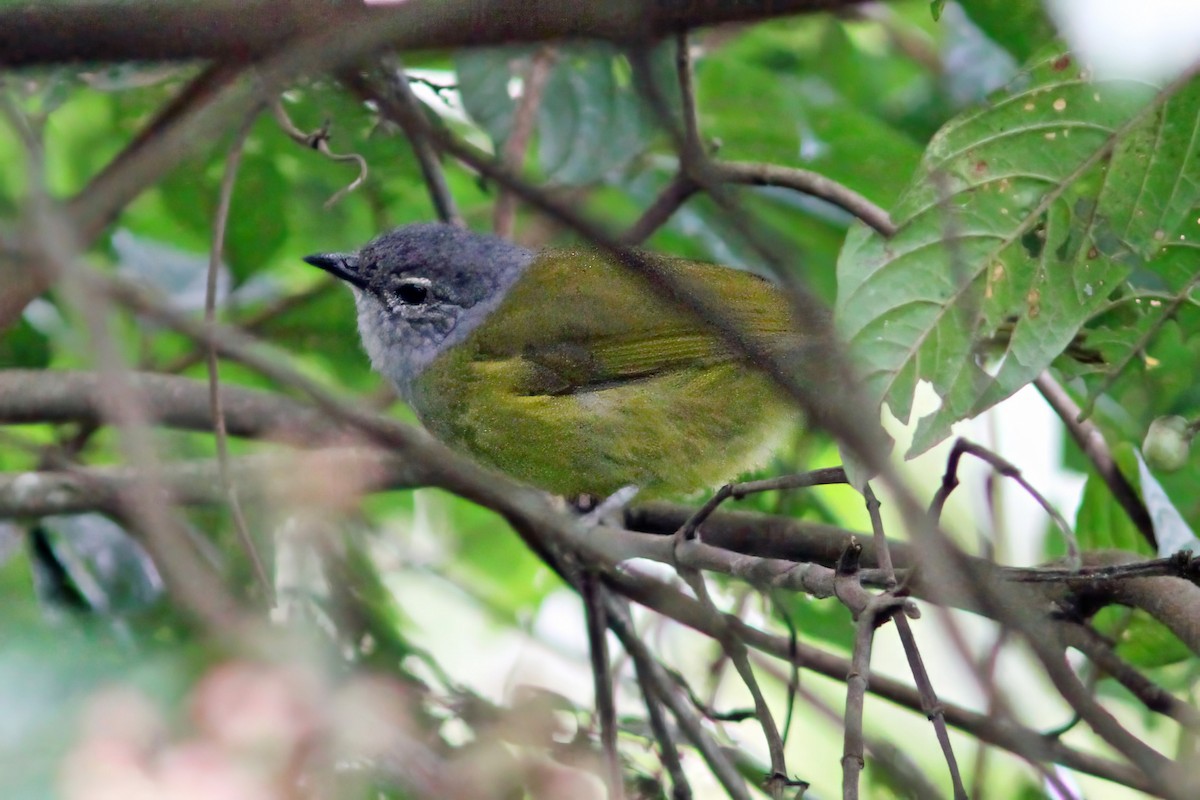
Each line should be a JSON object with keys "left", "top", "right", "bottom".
{"left": 0, "top": 0, "right": 870, "bottom": 66}
{"left": 0, "top": 369, "right": 339, "bottom": 442}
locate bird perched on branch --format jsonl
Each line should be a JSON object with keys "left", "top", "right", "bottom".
{"left": 305, "top": 223, "right": 812, "bottom": 498}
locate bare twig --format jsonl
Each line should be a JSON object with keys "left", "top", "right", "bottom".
{"left": 864, "top": 484, "right": 967, "bottom": 798}
{"left": 932, "top": 438, "right": 1080, "bottom": 566}
{"left": 676, "top": 466, "right": 848, "bottom": 542}
{"left": 623, "top": 172, "right": 696, "bottom": 245}
{"left": 674, "top": 32, "right": 704, "bottom": 164}
{"left": 760, "top": 652, "right": 943, "bottom": 800}
{"left": 365, "top": 58, "right": 462, "bottom": 226}
{"left": 494, "top": 47, "right": 555, "bottom": 237}
{"left": 840, "top": 572, "right": 917, "bottom": 798}
{"left": 841, "top": 596, "right": 877, "bottom": 800}
{"left": 604, "top": 596, "right": 753, "bottom": 800}
{"left": 672, "top": 554, "right": 793, "bottom": 796}
{"left": 1059, "top": 622, "right": 1200, "bottom": 731}
{"left": 271, "top": 99, "right": 367, "bottom": 208}
{"left": 207, "top": 112, "right": 272, "bottom": 600}
{"left": 621, "top": 37, "right": 893, "bottom": 246}
{"left": 580, "top": 572, "right": 624, "bottom": 800}
{"left": 607, "top": 565, "right": 1157, "bottom": 794}
{"left": 1034, "top": 373, "right": 1156, "bottom": 548}
{"left": 631, "top": 652, "right": 693, "bottom": 800}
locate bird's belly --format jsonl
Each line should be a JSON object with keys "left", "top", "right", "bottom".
{"left": 414, "top": 362, "right": 795, "bottom": 498}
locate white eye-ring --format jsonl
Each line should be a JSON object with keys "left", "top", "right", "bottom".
{"left": 390, "top": 277, "right": 432, "bottom": 306}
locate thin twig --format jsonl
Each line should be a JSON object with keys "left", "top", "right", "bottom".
{"left": 677, "top": 467, "right": 848, "bottom": 541}
{"left": 493, "top": 46, "right": 555, "bottom": 237}
{"left": 768, "top": 591, "right": 801, "bottom": 746}
{"left": 757, "top": 653, "right": 937, "bottom": 800}
{"left": 361, "top": 58, "right": 462, "bottom": 226}
{"left": 1058, "top": 621, "right": 1200, "bottom": 732}
{"left": 675, "top": 32, "right": 704, "bottom": 163}
{"left": 842, "top": 594, "right": 887, "bottom": 800}
{"left": 967, "top": 628, "right": 1008, "bottom": 799}
{"left": 622, "top": 172, "right": 696, "bottom": 245}
{"left": 271, "top": 99, "right": 367, "bottom": 208}
{"left": 672, "top": 554, "right": 793, "bottom": 797}
{"left": 1034, "top": 373, "right": 1155, "bottom": 549}
{"left": 622, "top": 37, "right": 893, "bottom": 246}
{"left": 580, "top": 571, "right": 624, "bottom": 800}
{"left": 714, "top": 161, "right": 895, "bottom": 235}
{"left": 865, "top": 485, "right": 968, "bottom": 799}
{"left": 631, "top": 647, "right": 693, "bottom": 800}
{"left": 932, "top": 438, "right": 1080, "bottom": 567}
{"left": 607, "top": 565, "right": 1157, "bottom": 795}
{"left": 605, "top": 596, "right": 753, "bottom": 800}
{"left": 206, "top": 111, "right": 272, "bottom": 601}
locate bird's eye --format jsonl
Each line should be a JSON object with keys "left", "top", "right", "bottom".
{"left": 394, "top": 280, "right": 429, "bottom": 305}
{"left": 397, "top": 283, "right": 428, "bottom": 304}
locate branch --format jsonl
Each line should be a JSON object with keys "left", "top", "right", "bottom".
{"left": 628, "top": 503, "right": 1200, "bottom": 657}
{"left": 1058, "top": 622, "right": 1200, "bottom": 732}
{"left": 0, "top": 369, "right": 339, "bottom": 442}
{"left": 1035, "top": 372, "right": 1156, "bottom": 548}
{"left": 605, "top": 566, "right": 1156, "bottom": 795}
{"left": 356, "top": 59, "right": 463, "bottom": 226}
{"left": 0, "top": 0, "right": 869, "bottom": 66}
{"left": 206, "top": 113, "right": 272, "bottom": 599}
{"left": 0, "top": 447, "right": 407, "bottom": 518}
{"left": 493, "top": 47, "right": 555, "bottom": 237}
{"left": 605, "top": 597, "right": 755, "bottom": 800}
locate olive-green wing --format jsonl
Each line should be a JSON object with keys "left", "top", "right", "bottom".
{"left": 470, "top": 248, "right": 800, "bottom": 397}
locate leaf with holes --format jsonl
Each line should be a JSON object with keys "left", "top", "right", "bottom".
{"left": 837, "top": 51, "right": 1200, "bottom": 455}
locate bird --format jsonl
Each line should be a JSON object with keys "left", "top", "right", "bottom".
{"left": 304, "top": 223, "right": 808, "bottom": 498}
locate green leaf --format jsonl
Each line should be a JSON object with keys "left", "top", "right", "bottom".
{"left": 225, "top": 151, "right": 289, "bottom": 282}
{"left": 455, "top": 46, "right": 529, "bottom": 148}
{"left": 0, "top": 317, "right": 50, "bottom": 369}
{"left": 456, "top": 44, "right": 659, "bottom": 186}
{"left": 957, "top": 0, "right": 1056, "bottom": 62}
{"left": 699, "top": 56, "right": 923, "bottom": 209}
{"left": 536, "top": 45, "right": 657, "bottom": 186}
{"left": 1092, "top": 606, "right": 1192, "bottom": 669}
{"left": 837, "top": 51, "right": 1200, "bottom": 455}
{"left": 1073, "top": 448, "right": 1152, "bottom": 556}
{"left": 158, "top": 155, "right": 217, "bottom": 237}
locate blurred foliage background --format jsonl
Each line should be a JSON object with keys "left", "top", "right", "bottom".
{"left": 2, "top": 1, "right": 1200, "bottom": 798}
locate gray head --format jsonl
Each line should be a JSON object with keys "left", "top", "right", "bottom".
{"left": 304, "top": 223, "right": 533, "bottom": 398}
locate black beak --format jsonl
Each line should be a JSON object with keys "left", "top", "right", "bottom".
{"left": 303, "top": 252, "right": 367, "bottom": 290}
